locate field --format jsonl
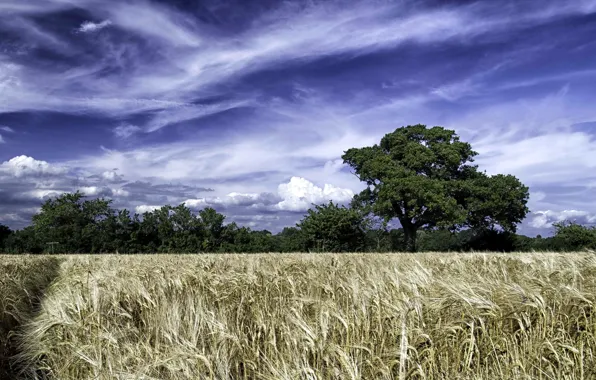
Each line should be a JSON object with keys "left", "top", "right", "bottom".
{"left": 1, "top": 253, "right": 595, "bottom": 379}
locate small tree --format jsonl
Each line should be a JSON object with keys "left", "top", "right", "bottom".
{"left": 297, "top": 201, "right": 368, "bottom": 252}
{"left": 342, "top": 124, "right": 529, "bottom": 252}
{"left": 552, "top": 221, "right": 596, "bottom": 251}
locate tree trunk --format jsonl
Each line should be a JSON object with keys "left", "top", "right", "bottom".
{"left": 402, "top": 222, "right": 417, "bottom": 253}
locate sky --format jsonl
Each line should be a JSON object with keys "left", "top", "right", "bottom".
{"left": 1, "top": 0, "right": 596, "bottom": 235}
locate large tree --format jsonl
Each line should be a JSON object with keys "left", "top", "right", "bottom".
{"left": 342, "top": 124, "right": 529, "bottom": 252}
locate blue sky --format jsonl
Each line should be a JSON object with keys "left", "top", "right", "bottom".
{"left": 1, "top": 0, "right": 596, "bottom": 235}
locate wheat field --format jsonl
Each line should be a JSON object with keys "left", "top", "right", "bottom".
{"left": 1, "top": 252, "right": 595, "bottom": 379}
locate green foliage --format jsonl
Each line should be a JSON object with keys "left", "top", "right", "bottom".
{"left": 276, "top": 227, "right": 306, "bottom": 252}
{"left": 297, "top": 201, "right": 367, "bottom": 252}
{"left": 2, "top": 193, "right": 302, "bottom": 254}
{"left": 453, "top": 174, "right": 530, "bottom": 232}
{"left": 3, "top": 192, "right": 232, "bottom": 254}
{"left": 140, "top": 204, "right": 205, "bottom": 253}
{"left": 2, "top": 226, "right": 43, "bottom": 254}
{"left": 0, "top": 224, "right": 11, "bottom": 250}
{"left": 552, "top": 221, "right": 596, "bottom": 251}
{"left": 220, "top": 224, "right": 279, "bottom": 253}
{"left": 342, "top": 124, "right": 529, "bottom": 251}
{"left": 29, "top": 191, "right": 115, "bottom": 253}
{"left": 0, "top": 167, "right": 590, "bottom": 254}
{"left": 416, "top": 229, "right": 460, "bottom": 252}
{"left": 198, "top": 207, "right": 226, "bottom": 252}
{"left": 513, "top": 234, "right": 537, "bottom": 252}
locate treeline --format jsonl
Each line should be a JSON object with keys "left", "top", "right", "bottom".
{"left": 1, "top": 124, "right": 595, "bottom": 254}
{"left": 0, "top": 192, "right": 594, "bottom": 254}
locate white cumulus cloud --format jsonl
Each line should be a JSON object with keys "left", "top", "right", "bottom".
{"left": 181, "top": 176, "right": 354, "bottom": 213}
{"left": 225, "top": 192, "right": 279, "bottom": 207}
{"left": 21, "top": 189, "right": 65, "bottom": 200}
{"left": 77, "top": 186, "right": 106, "bottom": 197}
{"left": 0, "top": 155, "right": 67, "bottom": 177}
{"left": 530, "top": 210, "right": 596, "bottom": 229}
{"left": 182, "top": 198, "right": 209, "bottom": 209}
{"left": 135, "top": 205, "right": 161, "bottom": 214}
{"left": 75, "top": 186, "right": 128, "bottom": 197}
{"left": 101, "top": 170, "right": 125, "bottom": 182}
{"left": 276, "top": 177, "right": 354, "bottom": 212}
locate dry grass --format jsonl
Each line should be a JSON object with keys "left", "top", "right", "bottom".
{"left": 0, "top": 256, "right": 63, "bottom": 378}
{"left": 2, "top": 252, "right": 595, "bottom": 379}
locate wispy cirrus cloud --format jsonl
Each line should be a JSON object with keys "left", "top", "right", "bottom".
{"left": 113, "top": 124, "right": 141, "bottom": 139}
{"left": 0, "top": 125, "right": 11, "bottom": 144}
{"left": 77, "top": 20, "right": 112, "bottom": 33}
{"left": 1, "top": 0, "right": 592, "bottom": 122}
{"left": 106, "top": 2, "right": 202, "bottom": 47}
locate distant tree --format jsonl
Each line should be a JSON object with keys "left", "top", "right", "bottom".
{"left": 198, "top": 207, "right": 226, "bottom": 252}
{"left": 3, "top": 226, "right": 43, "bottom": 254}
{"left": 0, "top": 224, "right": 13, "bottom": 251}
{"left": 0, "top": 224, "right": 13, "bottom": 249}
{"left": 276, "top": 227, "right": 306, "bottom": 252}
{"left": 217, "top": 224, "right": 277, "bottom": 253}
{"left": 247, "top": 230, "right": 277, "bottom": 252}
{"left": 342, "top": 124, "right": 529, "bottom": 252}
{"left": 133, "top": 210, "right": 160, "bottom": 253}
{"left": 297, "top": 201, "right": 368, "bottom": 252}
{"left": 131, "top": 204, "right": 206, "bottom": 253}
{"left": 512, "top": 234, "right": 535, "bottom": 252}
{"left": 1, "top": 185, "right": 550, "bottom": 254}
{"left": 529, "top": 235, "right": 559, "bottom": 251}
{"left": 169, "top": 205, "right": 204, "bottom": 252}
{"left": 107, "top": 209, "right": 140, "bottom": 253}
{"left": 219, "top": 223, "right": 250, "bottom": 252}
{"left": 462, "top": 229, "right": 517, "bottom": 252}
{"left": 552, "top": 221, "right": 596, "bottom": 251}
{"left": 417, "top": 229, "right": 458, "bottom": 252}
{"left": 363, "top": 228, "right": 391, "bottom": 252}
{"left": 159, "top": 204, "right": 203, "bottom": 252}
{"left": 387, "top": 228, "right": 407, "bottom": 251}
{"left": 31, "top": 192, "right": 115, "bottom": 253}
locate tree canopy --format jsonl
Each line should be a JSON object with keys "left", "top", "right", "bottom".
{"left": 342, "top": 124, "right": 530, "bottom": 251}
